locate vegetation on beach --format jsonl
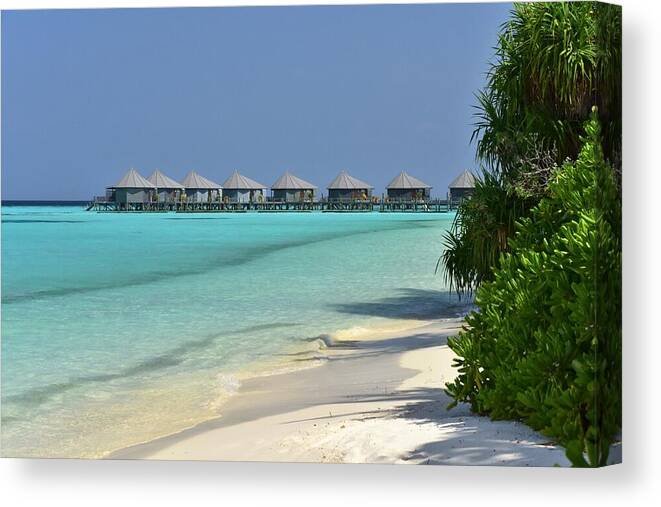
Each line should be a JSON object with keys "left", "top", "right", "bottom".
{"left": 439, "top": 173, "right": 534, "bottom": 296}
{"left": 442, "top": 1, "right": 621, "bottom": 295}
{"left": 446, "top": 111, "right": 621, "bottom": 467}
{"left": 442, "top": 2, "right": 622, "bottom": 466}
{"left": 474, "top": 1, "right": 621, "bottom": 179}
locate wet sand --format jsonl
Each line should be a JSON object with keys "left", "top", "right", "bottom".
{"left": 109, "top": 318, "right": 572, "bottom": 466}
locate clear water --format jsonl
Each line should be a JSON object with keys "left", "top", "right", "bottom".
{"left": 1, "top": 205, "right": 459, "bottom": 458}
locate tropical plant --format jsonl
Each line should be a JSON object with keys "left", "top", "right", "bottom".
{"left": 442, "top": 1, "right": 621, "bottom": 297}
{"left": 445, "top": 110, "right": 621, "bottom": 467}
{"left": 439, "top": 173, "right": 534, "bottom": 296}
{"left": 474, "top": 1, "right": 622, "bottom": 180}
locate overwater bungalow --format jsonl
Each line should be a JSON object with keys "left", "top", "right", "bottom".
{"left": 326, "top": 170, "right": 373, "bottom": 201}
{"left": 108, "top": 168, "right": 156, "bottom": 205}
{"left": 181, "top": 171, "right": 222, "bottom": 203}
{"left": 147, "top": 169, "right": 184, "bottom": 203}
{"left": 386, "top": 171, "right": 432, "bottom": 201}
{"left": 271, "top": 171, "right": 317, "bottom": 202}
{"left": 222, "top": 170, "right": 267, "bottom": 203}
{"left": 448, "top": 170, "right": 477, "bottom": 201}
{"left": 88, "top": 168, "right": 450, "bottom": 213}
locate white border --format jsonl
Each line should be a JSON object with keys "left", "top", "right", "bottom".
{"left": 1, "top": 1, "right": 659, "bottom": 506}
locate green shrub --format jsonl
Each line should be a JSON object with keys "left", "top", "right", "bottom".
{"left": 445, "top": 110, "right": 621, "bottom": 467}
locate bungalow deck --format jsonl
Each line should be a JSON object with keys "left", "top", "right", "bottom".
{"left": 87, "top": 198, "right": 459, "bottom": 213}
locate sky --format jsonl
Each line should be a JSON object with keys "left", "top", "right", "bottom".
{"left": 1, "top": 3, "right": 512, "bottom": 200}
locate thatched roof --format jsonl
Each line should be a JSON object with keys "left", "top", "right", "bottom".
{"left": 147, "top": 169, "right": 184, "bottom": 189}
{"left": 181, "top": 171, "right": 222, "bottom": 189}
{"left": 386, "top": 171, "right": 432, "bottom": 189}
{"left": 271, "top": 171, "right": 317, "bottom": 190}
{"left": 112, "top": 168, "right": 156, "bottom": 189}
{"left": 222, "top": 170, "right": 267, "bottom": 190}
{"left": 448, "top": 170, "right": 477, "bottom": 189}
{"left": 327, "top": 170, "right": 373, "bottom": 190}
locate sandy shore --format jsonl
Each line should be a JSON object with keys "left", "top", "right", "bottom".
{"left": 109, "top": 318, "right": 571, "bottom": 466}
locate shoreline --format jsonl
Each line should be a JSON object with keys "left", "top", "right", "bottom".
{"left": 108, "top": 317, "right": 572, "bottom": 466}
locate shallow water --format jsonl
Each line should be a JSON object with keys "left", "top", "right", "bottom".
{"left": 1, "top": 205, "right": 462, "bottom": 458}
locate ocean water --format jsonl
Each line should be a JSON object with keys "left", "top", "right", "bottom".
{"left": 1, "top": 205, "right": 461, "bottom": 458}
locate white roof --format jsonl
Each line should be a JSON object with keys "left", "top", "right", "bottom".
{"left": 386, "top": 171, "right": 432, "bottom": 189}
{"left": 449, "top": 170, "right": 477, "bottom": 189}
{"left": 181, "top": 171, "right": 222, "bottom": 189}
{"left": 112, "top": 168, "right": 156, "bottom": 189}
{"left": 327, "top": 170, "right": 373, "bottom": 190}
{"left": 147, "top": 169, "right": 184, "bottom": 189}
{"left": 222, "top": 170, "right": 267, "bottom": 190}
{"left": 271, "top": 171, "right": 317, "bottom": 190}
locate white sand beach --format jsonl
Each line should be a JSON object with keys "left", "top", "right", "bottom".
{"left": 110, "top": 318, "right": 571, "bottom": 466}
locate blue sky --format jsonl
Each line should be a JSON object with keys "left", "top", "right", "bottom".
{"left": 1, "top": 3, "right": 512, "bottom": 200}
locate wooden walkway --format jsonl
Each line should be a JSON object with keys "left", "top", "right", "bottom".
{"left": 87, "top": 198, "right": 459, "bottom": 213}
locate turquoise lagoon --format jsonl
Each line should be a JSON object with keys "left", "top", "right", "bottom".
{"left": 1, "top": 205, "right": 463, "bottom": 458}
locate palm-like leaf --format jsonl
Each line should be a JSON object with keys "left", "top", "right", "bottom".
{"left": 442, "top": 2, "right": 621, "bottom": 296}
{"left": 439, "top": 173, "right": 534, "bottom": 296}
{"left": 473, "top": 2, "right": 621, "bottom": 176}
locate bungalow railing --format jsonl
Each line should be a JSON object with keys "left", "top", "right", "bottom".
{"left": 267, "top": 197, "right": 317, "bottom": 204}
{"left": 326, "top": 197, "right": 373, "bottom": 203}
{"left": 383, "top": 198, "right": 430, "bottom": 203}
{"left": 87, "top": 194, "right": 463, "bottom": 211}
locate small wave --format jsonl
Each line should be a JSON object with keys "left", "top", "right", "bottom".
{"left": 215, "top": 373, "right": 241, "bottom": 393}
{"left": 302, "top": 333, "right": 336, "bottom": 349}
{"left": 206, "top": 373, "right": 242, "bottom": 412}
{"left": 229, "top": 332, "right": 335, "bottom": 381}
{"left": 330, "top": 321, "right": 428, "bottom": 342}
